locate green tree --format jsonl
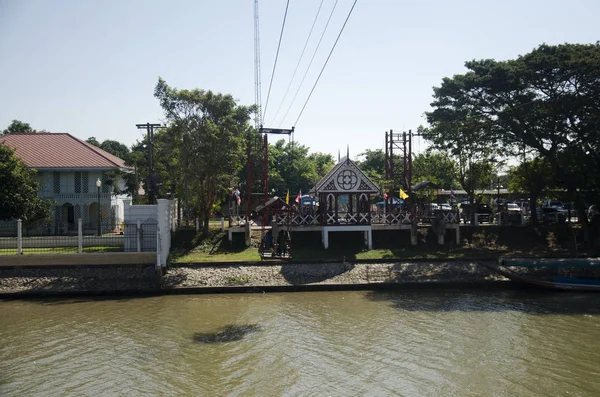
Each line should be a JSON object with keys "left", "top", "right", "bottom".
{"left": 356, "top": 149, "right": 407, "bottom": 198}
{"left": 267, "top": 139, "right": 323, "bottom": 197}
{"left": 508, "top": 157, "right": 553, "bottom": 223}
{"left": 307, "top": 152, "right": 335, "bottom": 180}
{"left": 2, "top": 120, "right": 35, "bottom": 135}
{"left": 426, "top": 43, "right": 600, "bottom": 229}
{"left": 412, "top": 151, "right": 458, "bottom": 190}
{"left": 86, "top": 136, "right": 100, "bottom": 146}
{"left": 154, "top": 77, "right": 253, "bottom": 236}
{"left": 100, "top": 139, "right": 130, "bottom": 160}
{"left": 0, "top": 145, "right": 52, "bottom": 223}
{"left": 357, "top": 149, "right": 385, "bottom": 191}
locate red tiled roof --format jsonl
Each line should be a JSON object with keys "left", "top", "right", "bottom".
{"left": 0, "top": 133, "right": 131, "bottom": 170}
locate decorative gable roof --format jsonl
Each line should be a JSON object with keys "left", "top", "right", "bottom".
{"left": 309, "top": 156, "right": 379, "bottom": 195}
{"left": 0, "top": 133, "right": 131, "bottom": 170}
{"left": 255, "top": 196, "right": 288, "bottom": 213}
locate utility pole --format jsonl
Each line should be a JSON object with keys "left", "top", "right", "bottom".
{"left": 136, "top": 123, "right": 165, "bottom": 205}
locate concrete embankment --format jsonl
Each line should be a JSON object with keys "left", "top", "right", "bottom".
{"left": 1, "top": 260, "right": 508, "bottom": 297}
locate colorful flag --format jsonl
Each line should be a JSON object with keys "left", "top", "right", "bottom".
{"left": 383, "top": 192, "right": 388, "bottom": 200}
{"left": 286, "top": 190, "right": 290, "bottom": 205}
{"left": 399, "top": 189, "right": 409, "bottom": 200}
{"left": 295, "top": 190, "right": 302, "bottom": 203}
{"left": 233, "top": 189, "right": 241, "bottom": 206}
{"left": 450, "top": 189, "right": 456, "bottom": 199}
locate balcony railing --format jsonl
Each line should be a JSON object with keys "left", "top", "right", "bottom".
{"left": 41, "top": 193, "right": 113, "bottom": 201}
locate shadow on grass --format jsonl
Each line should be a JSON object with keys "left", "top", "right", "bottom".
{"left": 193, "top": 324, "right": 262, "bottom": 343}
{"left": 170, "top": 229, "right": 249, "bottom": 263}
{"left": 364, "top": 288, "right": 600, "bottom": 315}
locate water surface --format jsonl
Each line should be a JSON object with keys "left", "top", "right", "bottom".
{"left": 2, "top": 289, "right": 599, "bottom": 396}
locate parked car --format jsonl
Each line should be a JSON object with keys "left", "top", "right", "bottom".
{"left": 539, "top": 207, "right": 566, "bottom": 224}
{"left": 424, "top": 203, "right": 440, "bottom": 211}
{"left": 440, "top": 203, "right": 452, "bottom": 212}
{"left": 460, "top": 203, "right": 493, "bottom": 223}
{"left": 506, "top": 203, "right": 522, "bottom": 213}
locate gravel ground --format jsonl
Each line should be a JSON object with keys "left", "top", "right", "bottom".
{"left": 161, "top": 261, "right": 505, "bottom": 289}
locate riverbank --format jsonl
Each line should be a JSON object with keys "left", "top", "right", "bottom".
{"left": 0, "top": 260, "right": 507, "bottom": 297}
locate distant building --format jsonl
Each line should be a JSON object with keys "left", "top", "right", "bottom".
{"left": 1, "top": 133, "right": 133, "bottom": 234}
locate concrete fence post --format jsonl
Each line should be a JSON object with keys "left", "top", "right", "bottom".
{"left": 17, "top": 219, "right": 22, "bottom": 255}
{"left": 245, "top": 222, "right": 251, "bottom": 247}
{"left": 156, "top": 230, "right": 161, "bottom": 270}
{"left": 157, "top": 199, "right": 170, "bottom": 268}
{"left": 78, "top": 218, "right": 83, "bottom": 253}
{"left": 220, "top": 216, "right": 225, "bottom": 231}
{"left": 136, "top": 219, "right": 141, "bottom": 252}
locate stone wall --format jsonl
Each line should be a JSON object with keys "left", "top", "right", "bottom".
{"left": 0, "top": 265, "right": 158, "bottom": 295}
{"left": 0, "top": 261, "right": 507, "bottom": 297}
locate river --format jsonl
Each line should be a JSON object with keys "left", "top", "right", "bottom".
{"left": 2, "top": 289, "right": 600, "bottom": 396}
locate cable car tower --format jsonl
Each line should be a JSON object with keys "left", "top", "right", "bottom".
{"left": 249, "top": 0, "right": 294, "bottom": 259}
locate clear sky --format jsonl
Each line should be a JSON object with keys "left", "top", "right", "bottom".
{"left": 1, "top": 0, "right": 598, "bottom": 160}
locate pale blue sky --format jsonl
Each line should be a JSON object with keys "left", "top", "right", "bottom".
{"left": 1, "top": 0, "right": 598, "bottom": 159}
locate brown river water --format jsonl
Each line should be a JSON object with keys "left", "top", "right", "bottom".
{"left": 1, "top": 289, "right": 600, "bottom": 396}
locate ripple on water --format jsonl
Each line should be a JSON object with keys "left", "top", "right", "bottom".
{"left": 1, "top": 291, "right": 600, "bottom": 396}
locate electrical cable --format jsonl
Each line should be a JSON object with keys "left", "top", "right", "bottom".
{"left": 262, "top": 0, "right": 291, "bottom": 123}
{"left": 293, "top": 0, "right": 358, "bottom": 127}
{"left": 269, "top": 0, "right": 325, "bottom": 126}
{"left": 277, "top": 0, "right": 340, "bottom": 128}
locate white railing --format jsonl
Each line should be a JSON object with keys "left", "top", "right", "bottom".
{"left": 270, "top": 210, "right": 461, "bottom": 226}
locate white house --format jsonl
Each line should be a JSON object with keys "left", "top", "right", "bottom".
{"left": 1, "top": 133, "right": 133, "bottom": 234}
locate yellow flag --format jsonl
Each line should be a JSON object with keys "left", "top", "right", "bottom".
{"left": 286, "top": 190, "right": 290, "bottom": 204}
{"left": 400, "top": 189, "right": 409, "bottom": 200}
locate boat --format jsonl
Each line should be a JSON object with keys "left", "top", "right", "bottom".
{"left": 483, "top": 258, "right": 600, "bottom": 291}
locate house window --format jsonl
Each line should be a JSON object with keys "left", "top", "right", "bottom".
{"left": 53, "top": 172, "right": 60, "bottom": 194}
{"left": 82, "top": 172, "right": 89, "bottom": 193}
{"left": 102, "top": 172, "right": 111, "bottom": 193}
{"left": 74, "top": 172, "right": 82, "bottom": 193}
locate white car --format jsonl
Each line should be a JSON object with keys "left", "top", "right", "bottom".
{"left": 440, "top": 203, "right": 452, "bottom": 212}
{"left": 506, "top": 203, "right": 522, "bottom": 212}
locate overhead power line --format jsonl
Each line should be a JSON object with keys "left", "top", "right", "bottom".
{"left": 278, "top": 0, "right": 340, "bottom": 128}
{"left": 293, "top": 0, "right": 358, "bottom": 127}
{"left": 269, "top": 0, "right": 325, "bottom": 126}
{"left": 262, "top": 0, "right": 291, "bottom": 124}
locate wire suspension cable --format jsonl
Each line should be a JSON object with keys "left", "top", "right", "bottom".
{"left": 278, "top": 0, "right": 340, "bottom": 128}
{"left": 294, "top": 0, "right": 358, "bottom": 127}
{"left": 254, "top": 0, "right": 263, "bottom": 129}
{"left": 269, "top": 0, "right": 325, "bottom": 126}
{"left": 262, "top": 0, "right": 290, "bottom": 123}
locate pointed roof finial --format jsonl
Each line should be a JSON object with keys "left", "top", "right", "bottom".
{"left": 347, "top": 145, "right": 349, "bottom": 161}
{"left": 338, "top": 149, "right": 340, "bottom": 163}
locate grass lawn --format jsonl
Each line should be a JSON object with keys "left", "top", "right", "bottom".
{"left": 0, "top": 246, "right": 123, "bottom": 255}
{"left": 170, "top": 224, "right": 577, "bottom": 264}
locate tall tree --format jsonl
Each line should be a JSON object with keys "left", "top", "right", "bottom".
{"left": 426, "top": 43, "right": 600, "bottom": 236}
{"left": 154, "top": 78, "right": 253, "bottom": 236}
{"left": 86, "top": 136, "right": 100, "bottom": 146}
{"left": 508, "top": 157, "right": 553, "bottom": 223}
{"left": 412, "top": 151, "right": 458, "bottom": 190}
{"left": 2, "top": 120, "right": 35, "bottom": 135}
{"left": 99, "top": 139, "right": 130, "bottom": 160}
{"left": 0, "top": 145, "right": 52, "bottom": 223}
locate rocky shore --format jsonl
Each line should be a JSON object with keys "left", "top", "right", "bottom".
{"left": 1, "top": 260, "right": 507, "bottom": 296}
{"left": 162, "top": 261, "right": 504, "bottom": 289}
